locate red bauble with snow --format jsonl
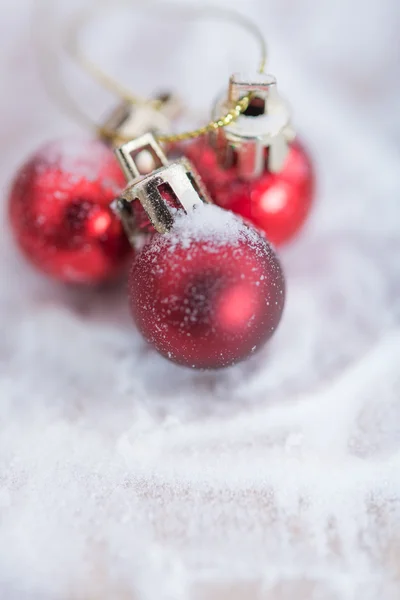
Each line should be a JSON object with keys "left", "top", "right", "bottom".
{"left": 129, "top": 204, "right": 285, "bottom": 369}
{"left": 185, "top": 138, "right": 314, "bottom": 246}
{"left": 8, "top": 138, "right": 131, "bottom": 284}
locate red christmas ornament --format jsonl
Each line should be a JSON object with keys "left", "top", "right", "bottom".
{"left": 185, "top": 137, "right": 314, "bottom": 247}
{"left": 8, "top": 138, "right": 131, "bottom": 284}
{"left": 184, "top": 71, "right": 315, "bottom": 246}
{"left": 129, "top": 204, "right": 285, "bottom": 369}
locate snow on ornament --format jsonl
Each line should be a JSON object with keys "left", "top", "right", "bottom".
{"left": 129, "top": 204, "right": 285, "bottom": 369}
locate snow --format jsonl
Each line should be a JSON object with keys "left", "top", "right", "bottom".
{"left": 0, "top": 0, "right": 400, "bottom": 598}
{"left": 159, "top": 203, "right": 262, "bottom": 250}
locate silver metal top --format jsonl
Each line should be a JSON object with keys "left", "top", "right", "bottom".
{"left": 212, "top": 71, "right": 295, "bottom": 179}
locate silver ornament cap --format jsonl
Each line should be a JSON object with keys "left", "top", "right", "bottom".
{"left": 212, "top": 72, "right": 295, "bottom": 179}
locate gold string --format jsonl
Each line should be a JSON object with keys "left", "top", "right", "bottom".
{"left": 96, "top": 94, "right": 252, "bottom": 146}
{"left": 156, "top": 95, "right": 252, "bottom": 144}
{"left": 37, "top": 1, "right": 268, "bottom": 144}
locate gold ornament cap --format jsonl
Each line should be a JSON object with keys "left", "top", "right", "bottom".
{"left": 113, "top": 133, "right": 211, "bottom": 239}
{"left": 101, "top": 93, "right": 182, "bottom": 147}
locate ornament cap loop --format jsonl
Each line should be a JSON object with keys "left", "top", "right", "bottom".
{"left": 228, "top": 72, "right": 277, "bottom": 104}
{"left": 115, "top": 132, "right": 169, "bottom": 182}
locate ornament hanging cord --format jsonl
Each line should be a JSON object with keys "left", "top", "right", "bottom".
{"left": 66, "top": 2, "right": 268, "bottom": 143}
{"left": 34, "top": 0, "right": 267, "bottom": 144}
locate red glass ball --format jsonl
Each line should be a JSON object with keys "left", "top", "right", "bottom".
{"left": 8, "top": 138, "right": 131, "bottom": 284}
{"left": 129, "top": 205, "right": 285, "bottom": 369}
{"left": 186, "top": 138, "right": 315, "bottom": 246}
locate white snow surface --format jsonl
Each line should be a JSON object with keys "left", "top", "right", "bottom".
{"left": 1, "top": 0, "right": 400, "bottom": 598}
{"left": 156, "top": 203, "right": 262, "bottom": 249}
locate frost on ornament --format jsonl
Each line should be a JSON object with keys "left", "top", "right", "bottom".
{"left": 129, "top": 204, "right": 285, "bottom": 369}
{"left": 8, "top": 137, "right": 131, "bottom": 284}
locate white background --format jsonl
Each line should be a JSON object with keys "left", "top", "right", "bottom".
{"left": 0, "top": 0, "right": 400, "bottom": 598}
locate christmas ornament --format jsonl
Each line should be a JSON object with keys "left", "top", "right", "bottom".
{"left": 186, "top": 73, "right": 315, "bottom": 246}
{"left": 8, "top": 138, "right": 131, "bottom": 284}
{"left": 8, "top": 95, "right": 181, "bottom": 284}
{"left": 114, "top": 134, "right": 285, "bottom": 369}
